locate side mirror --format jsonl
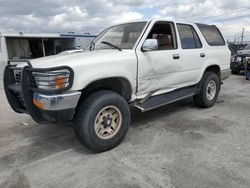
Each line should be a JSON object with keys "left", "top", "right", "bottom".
{"left": 142, "top": 39, "right": 158, "bottom": 52}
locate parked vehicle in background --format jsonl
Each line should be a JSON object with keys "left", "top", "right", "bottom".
{"left": 245, "top": 57, "right": 250, "bottom": 80}
{"left": 4, "top": 19, "right": 231, "bottom": 152}
{"left": 237, "top": 44, "right": 250, "bottom": 57}
{"left": 231, "top": 44, "right": 250, "bottom": 74}
{"left": 231, "top": 56, "right": 245, "bottom": 74}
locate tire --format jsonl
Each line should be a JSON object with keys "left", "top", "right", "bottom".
{"left": 193, "top": 72, "right": 220, "bottom": 108}
{"left": 73, "top": 90, "right": 131, "bottom": 152}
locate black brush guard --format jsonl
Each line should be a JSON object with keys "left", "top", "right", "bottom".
{"left": 3, "top": 59, "right": 75, "bottom": 123}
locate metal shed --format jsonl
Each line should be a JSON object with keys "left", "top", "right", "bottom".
{"left": 0, "top": 32, "right": 96, "bottom": 64}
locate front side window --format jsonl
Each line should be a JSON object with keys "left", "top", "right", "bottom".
{"left": 177, "top": 24, "right": 202, "bottom": 49}
{"left": 146, "top": 21, "right": 177, "bottom": 50}
{"left": 91, "top": 22, "right": 147, "bottom": 50}
{"left": 196, "top": 23, "right": 225, "bottom": 46}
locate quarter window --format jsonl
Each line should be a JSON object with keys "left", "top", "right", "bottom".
{"left": 177, "top": 24, "right": 202, "bottom": 49}
{"left": 196, "top": 23, "right": 225, "bottom": 46}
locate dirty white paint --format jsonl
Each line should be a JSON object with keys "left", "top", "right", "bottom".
{"left": 15, "top": 19, "right": 230, "bottom": 101}
{"left": 135, "top": 19, "right": 231, "bottom": 97}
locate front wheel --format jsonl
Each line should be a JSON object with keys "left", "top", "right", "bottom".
{"left": 74, "top": 90, "right": 131, "bottom": 152}
{"left": 194, "top": 72, "right": 220, "bottom": 108}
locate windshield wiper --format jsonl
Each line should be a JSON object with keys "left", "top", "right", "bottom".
{"left": 101, "top": 41, "right": 122, "bottom": 51}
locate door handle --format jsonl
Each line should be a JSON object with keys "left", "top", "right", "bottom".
{"left": 173, "top": 54, "right": 180, "bottom": 60}
{"left": 200, "top": 53, "right": 206, "bottom": 58}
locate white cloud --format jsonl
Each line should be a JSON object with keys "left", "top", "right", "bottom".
{"left": 0, "top": 0, "right": 249, "bottom": 41}
{"left": 113, "top": 12, "right": 144, "bottom": 24}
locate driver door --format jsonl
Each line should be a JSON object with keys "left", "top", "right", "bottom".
{"left": 136, "top": 21, "right": 184, "bottom": 96}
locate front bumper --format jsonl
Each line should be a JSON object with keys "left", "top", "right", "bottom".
{"left": 3, "top": 61, "right": 80, "bottom": 123}
{"left": 221, "top": 69, "right": 231, "bottom": 80}
{"left": 33, "top": 91, "right": 81, "bottom": 111}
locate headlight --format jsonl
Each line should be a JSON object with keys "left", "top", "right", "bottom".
{"left": 32, "top": 69, "right": 72, "bottom": 91}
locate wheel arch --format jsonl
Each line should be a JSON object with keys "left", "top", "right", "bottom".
{"left": 202, "top": 64, "right": 221, "bottom": 81}
{"left": 78, "top": 77, "right": 133, "bottom": 103}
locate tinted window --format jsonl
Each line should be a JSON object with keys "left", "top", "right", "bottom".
{"left": 177, "top": 24, "right": 202, "bottom": 49}
{"left": 196, "top": 23, "right": 225, "bottom": 46}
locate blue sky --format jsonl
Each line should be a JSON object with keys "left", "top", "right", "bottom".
{"left": 131, "top": 7, "right": 158, "bottom": 19}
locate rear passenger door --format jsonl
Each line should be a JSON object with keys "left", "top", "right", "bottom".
{"left": 196, "top": 23, "right": 231, "bottom": 72}
{"left": 176, "top": 23, "right": 205, "bottom": 85}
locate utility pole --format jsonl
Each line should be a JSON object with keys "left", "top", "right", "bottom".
{"left": 241, "top": 28, "right": 245, "bottom": 44}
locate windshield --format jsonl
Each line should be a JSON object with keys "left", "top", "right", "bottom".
{"left": 243, "top": 44, "right": 250, "bottom": 50}
{"left": 87, "top": 22, "right": 147, "bottom": 50}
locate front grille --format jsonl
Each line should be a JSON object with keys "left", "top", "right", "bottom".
{"left": 13, "top": 69, "right": 36, "bottom": 88}
{"left": 15, "top": 70, "right": 21, "bottom": 83}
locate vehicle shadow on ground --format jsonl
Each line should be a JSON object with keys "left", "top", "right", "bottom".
{"left": 130, "top": 97, "right": 228, "bottom": 137}
{"left": 8, "top": 97, "right": 226, "bottom": 161}
{"left": 9, "top": 98, "right": 194, "bottom": 156}
{"left": 130, "top": 97, "right": 195, "bottom": 126}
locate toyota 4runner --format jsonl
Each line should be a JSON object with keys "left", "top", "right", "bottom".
{"left": 4, "top": 19, "right": 231, "bottom": 152}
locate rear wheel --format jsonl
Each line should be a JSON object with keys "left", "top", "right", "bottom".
{"left": 74, "top": 90, "right": 131, "bottom": 152}
{"left": 194, "top": 72, "right": 220, "bottom": 108}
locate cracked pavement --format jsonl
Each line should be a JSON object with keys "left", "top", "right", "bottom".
{"left": 0, "top": 70, "right": 250, "bottom": 188}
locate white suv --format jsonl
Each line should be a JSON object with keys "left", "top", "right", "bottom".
{"left": 4, "top": 19, "right": 231, "bottom": 151}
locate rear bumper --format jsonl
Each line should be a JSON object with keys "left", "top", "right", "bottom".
{"left": 3, "top": 62, "right": 80, "bottom": 123}
{"left": 221, "top": 69, "right": 231, "bottom": 80}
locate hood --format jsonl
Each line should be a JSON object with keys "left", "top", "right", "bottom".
{"left": 58, "top": 49, "right": 84, "bottom": 55}
{"left": 17, "top": 50, "right": 132, "bottom": 69}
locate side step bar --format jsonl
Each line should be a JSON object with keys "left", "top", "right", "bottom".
{"left": 134, "top": 85, "right": 199, "bottom": 112}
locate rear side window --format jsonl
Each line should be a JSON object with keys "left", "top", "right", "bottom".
{"left": 196, "top": 23, "right": 225, "bottom": 46}
{"left": 177, "top": 24, "right": 202, "bottom": 49}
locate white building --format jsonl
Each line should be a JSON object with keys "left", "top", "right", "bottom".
{"left": 0, "top": 32, "right": 96, "bottom": 64}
